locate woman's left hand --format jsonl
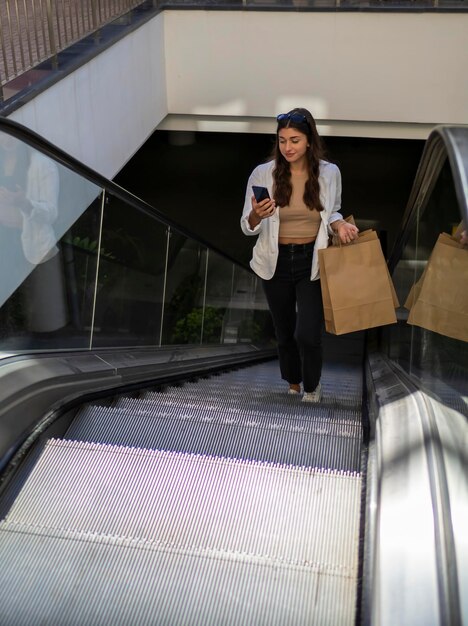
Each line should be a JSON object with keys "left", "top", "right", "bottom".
{"left": 337, "top": 221, "right": 359, "bottom": 244}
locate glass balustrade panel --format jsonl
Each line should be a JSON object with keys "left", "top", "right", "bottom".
{"left": 160, "top": 234, "right": 208, "bottom": 346}
{"left": 388, "top": 159, "right": 468, "bottom": 416}
{"left": 90, "top": 192, "right": 168, "bottom": 348}
{"left": 204, "top": 252, "right": 271, "bottom": 346}
{"left": 0, "top": 130, "right": 103, "bottom": 353}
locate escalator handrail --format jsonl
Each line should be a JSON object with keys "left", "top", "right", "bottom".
{"left": 0, "top": 117, "right": 251, "bottom": 271}
{"left": 388, "top": 124, "right": 468, "bottom": 273}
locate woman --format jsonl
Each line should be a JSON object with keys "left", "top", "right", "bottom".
{"left": 241, "top": 108, "right": 358, "bottom": 402}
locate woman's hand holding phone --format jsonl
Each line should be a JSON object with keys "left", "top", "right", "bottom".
{"left": 249, "top": 186, "right": 276, "bottom": 228}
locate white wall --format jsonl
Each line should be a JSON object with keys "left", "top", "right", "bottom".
{"left": 164, "top": 10, "right": 468, "bottom": 137}
{"left": 9, "top": 14, "right": 167, "bottom": 179}
{"left": 7, "top": 8, "right": 468, "bottom": 176}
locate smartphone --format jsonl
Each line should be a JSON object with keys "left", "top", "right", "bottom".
{"left": 252, "top": 185, "right": 270, "bottom": 203}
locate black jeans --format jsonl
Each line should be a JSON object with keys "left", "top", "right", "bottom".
{"left": 262, "top": 242, "right": 323, "bottom": 392}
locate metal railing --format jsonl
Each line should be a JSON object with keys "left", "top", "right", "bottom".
{"left": 0, "top": 0, "right": 146, "bottom": 99}
{"left": 1, "top": 0, "right": 466, "bottom": 103}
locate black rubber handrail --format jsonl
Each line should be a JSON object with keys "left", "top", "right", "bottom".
{"left": 0, "top": 116, "right": 251, "bottom": 272}
{"left": 388, "top": 125, "right": 468, "bottom": 273}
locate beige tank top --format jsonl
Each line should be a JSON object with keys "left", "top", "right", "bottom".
{"left": 278, "top": 174, "right": 321, "bottom": 239}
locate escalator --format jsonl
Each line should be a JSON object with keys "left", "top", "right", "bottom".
{"left": 0, "top": 360, "right": 362, "bottom": 625}
{"left": 0, "top": 119, "right": 466, "bottom": 626}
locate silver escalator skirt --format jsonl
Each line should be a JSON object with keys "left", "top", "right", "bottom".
{"left": 0, "top": 361, "right": 363, "bottom": 626}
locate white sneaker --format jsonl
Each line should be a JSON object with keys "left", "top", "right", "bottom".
{"left": 288, "top": 388, "right": 300, "bottom": 395}
{"left": 302, "top": 382, "right": 322, "bottom": 403}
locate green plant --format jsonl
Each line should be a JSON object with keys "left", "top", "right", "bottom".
{"left": 172, "top": 306, "right": 223, "bottom": 344}
{"left": 64, "top": 235, "right": 115, "bottom": 259}
{"left": 168, "top": 273, "right": 203, "bottom": 320}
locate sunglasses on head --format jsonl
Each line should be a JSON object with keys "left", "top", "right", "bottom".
{"left": 276, "top": 112, "right": 309, "bottom": 126}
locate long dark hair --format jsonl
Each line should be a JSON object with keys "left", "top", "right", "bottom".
{"left": 272, "top": 108, "right": 326, "bottom": 211}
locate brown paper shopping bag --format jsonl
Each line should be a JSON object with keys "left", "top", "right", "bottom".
{"left": 319, "top": 252, "right": 336, "bottom": 333}
{"left": 407, "top": 233, "right": 468, "bottom": 342}
{"left": 319, "top": 230, "right": 398, "bottom": 335}
{"left": 333, "top": 227, "right": 399, "bottom": 308}
{"left": 404, "top": 233, "right": 463, "bottom": 310}
{"left": 403, "top": 234, "right": 457, "bottom": 309}
{"left": 356, "top": 230, "right": 400, "bottom": 308}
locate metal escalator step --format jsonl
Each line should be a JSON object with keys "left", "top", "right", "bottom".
{"left": 118, "top": 391, "right": 361, "bottom": 416}
{"left": 139, "top": 386, "right": 361, "bottom": 411}
{"left": 66, "top": 403, "right": 361, "bottom": 471}
{"left": 0, "top": 526, "right": 356, "bottom": 626}
{"left": 0, "top": 438, "right": 360, "bottom": 625}
{"left": 64, "top": 359, "right": 362, "bottom": 471}
{"left": 139, "top": 361, "right": 362, "bottom": 410}
{"left": 2, "top": 439, "right": 360, "bottom": 571}
{"left": 114, "top": 396, "right": 358, "bottom": 421}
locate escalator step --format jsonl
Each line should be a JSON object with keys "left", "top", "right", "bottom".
{"left": 0, "top": 526, "right": 356, "bottom": 626}
{"left": 66, "top": 403, "right": 361, "bottom": 472}
{"left": 65, "top": 360, "right": 362, "bottom": 471}
{"left": 0, "top": 438, "right": 360, "bottom": 625}
{"left": 1, "top": 439, "right": 360, "bottom": 564}
{"left": 0, "top": 359, "right": 363, "bottom": 625}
